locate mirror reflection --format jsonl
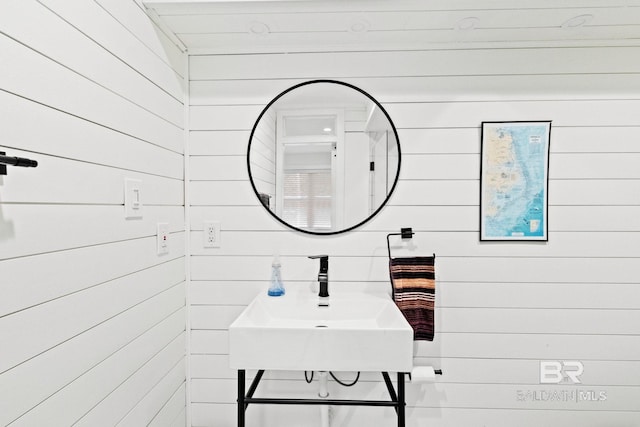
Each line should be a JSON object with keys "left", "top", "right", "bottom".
{"left": 248, "top": 80, "right": 400, "bottom": 235}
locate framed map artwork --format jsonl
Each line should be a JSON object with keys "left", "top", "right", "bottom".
{"left": 480, "top": 121, "right": 551, "bottom": 241}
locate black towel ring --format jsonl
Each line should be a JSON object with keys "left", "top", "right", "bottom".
{"left": 386, "top": 227, "right": 414, "bottom": 259}
{"left": 386, "top": 227, "right": 436, "bottom": 260}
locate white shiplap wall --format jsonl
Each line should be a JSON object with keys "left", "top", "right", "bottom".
{"left": 188, "top": 46, "right": 640, "bottom": 426}
{"left": 0, "top": 1, "right": 186, "bottom": 425}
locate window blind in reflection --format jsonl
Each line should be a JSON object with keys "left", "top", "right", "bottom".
{"left": 283, "top": 170, "right": 332, "bottom": 231}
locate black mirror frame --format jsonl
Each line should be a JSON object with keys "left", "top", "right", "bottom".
{"left": 247, "top": 79, "right": 401, "bottom": 235}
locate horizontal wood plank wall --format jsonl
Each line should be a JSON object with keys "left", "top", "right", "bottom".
{"left": 0, "top": 1, "right": 186, "bottom": 426}
{"left": 188, "top": 44, "right": 640, "bottom": 427}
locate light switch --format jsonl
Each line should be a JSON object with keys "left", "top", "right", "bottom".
{"left": 124, "top": 178, "right": 143, "bottom": 219}
{"left": 157, "top": 222, "right": 169, "bottom": 255}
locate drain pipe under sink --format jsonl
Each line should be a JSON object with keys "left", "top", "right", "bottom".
{"left": 318, "top": 371, "right": 330, "bottom": 427}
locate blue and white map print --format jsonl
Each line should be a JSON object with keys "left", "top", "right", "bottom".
{"left": 481, "top": 122, "right": 550, "bottom": 240}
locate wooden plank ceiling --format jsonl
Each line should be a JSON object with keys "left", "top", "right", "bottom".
{"left": 143, "top": 0, "right": 640, "bottom": 53}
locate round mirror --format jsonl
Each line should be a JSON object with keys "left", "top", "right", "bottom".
{"left": 247, "top": 80, "right": 401, "bottom": 235}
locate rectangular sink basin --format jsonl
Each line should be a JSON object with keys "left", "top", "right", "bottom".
{"left": 229, "top": 290, "right": 413, "bottom": 372}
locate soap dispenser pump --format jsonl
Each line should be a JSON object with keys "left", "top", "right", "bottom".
{"left": 267, "top": 255, "right": 285, "bottom": 296}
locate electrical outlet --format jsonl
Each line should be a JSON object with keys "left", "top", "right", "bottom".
{"left": 157, "top": 222, "right": 169, "bottom": 255}
{"left": 203, "top": 221, "right": 221, "bottom": 248}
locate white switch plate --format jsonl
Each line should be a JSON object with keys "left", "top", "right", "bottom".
{"left": 203, "top": 221, "right": 221, "bottom": 248}
{"left": 124, "top": 178, "right": 143, "bottom": 219}
{"left": 157, "top": 222, "right": 169, "bottom": 255}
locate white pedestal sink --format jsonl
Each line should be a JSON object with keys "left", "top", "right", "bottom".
{"left": 229, "top": 289, "right": 413, "bottom": 372}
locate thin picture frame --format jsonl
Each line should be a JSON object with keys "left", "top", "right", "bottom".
{"left": 480, "top": 121, "right": 551, "bottom": 241}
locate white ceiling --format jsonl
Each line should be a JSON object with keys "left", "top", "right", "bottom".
{"left": 143, "top": 0, "right": 640, "bottom": 53}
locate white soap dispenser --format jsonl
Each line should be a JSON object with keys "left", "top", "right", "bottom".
{"left": 267, "top": 255, "right": 285, "bottom": 296}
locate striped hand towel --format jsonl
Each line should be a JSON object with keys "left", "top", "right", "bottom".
{"left": 389, "top": 256, "right": 436, "bottom": 341}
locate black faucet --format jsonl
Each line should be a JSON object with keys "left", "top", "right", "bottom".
{"left": 308, "top": 255, "right": 329, "bottom": 297}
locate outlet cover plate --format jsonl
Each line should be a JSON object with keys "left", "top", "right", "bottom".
{"left": 204, "top": 221, "right": 221, "bottom": 248}
{"left": 157, "top": 222, "right": 169, "bottom": 255}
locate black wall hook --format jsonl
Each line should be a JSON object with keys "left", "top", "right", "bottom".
{"left": 0, "top": 152, "right": 38, "bottom": 175}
